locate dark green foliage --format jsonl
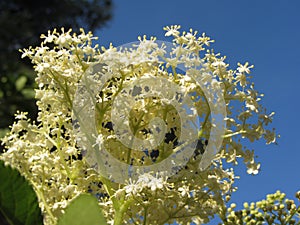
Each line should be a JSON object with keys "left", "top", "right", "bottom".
{"left": 0, "top": 160, "right": 43, "bottom": 225}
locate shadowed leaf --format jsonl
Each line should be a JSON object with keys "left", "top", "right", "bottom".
{"left": 0, "top": 160, "right": 43, "bottom": 225}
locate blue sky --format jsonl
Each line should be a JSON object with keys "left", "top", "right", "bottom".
{"left": 96, "top": 0, "right": 300, "bottom": 222}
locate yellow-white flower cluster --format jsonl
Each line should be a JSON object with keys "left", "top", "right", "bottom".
{"left": 0, "top": 26, "right": 277, "bottom": 225}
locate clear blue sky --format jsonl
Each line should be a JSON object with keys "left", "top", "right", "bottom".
{"left": 96, "top": 0, "right": 300, "bottom": 222}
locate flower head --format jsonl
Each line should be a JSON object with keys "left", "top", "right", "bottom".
{"left": 1, "top": 25, "right": 277, "bottom": 225}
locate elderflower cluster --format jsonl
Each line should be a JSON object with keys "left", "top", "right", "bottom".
{"left": 124, "top": 173, "right": 168, "bottom": 196}
{"left": 1, "top": 26, "right": 277, "bottom": 225}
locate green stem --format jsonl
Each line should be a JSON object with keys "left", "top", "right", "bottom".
{"left": 171, "top": 66, "right": 178, "bottom": 81}
{"left": 43, "top": 131, "right": 72, "bottom": 179}
{"left": 223, "top": 130, "right": 246, "bottom": 138}
{"left": 126, "top": 111, "right": 146, "bottom": 164}
{"left": 113, "top": 197, "right": 134, "bottom": 225}
{"left": 143, "top": 206, "right": 148, "bottom": 225}
{"left": 97, "top": 70, "right": 126, "bottom": 126}
{"left": 22, "top": 169, "right": 56, "bottom": 224}
{"left": 284, "top": 205, "right": 300, "bottom": 225}
{"left": 100, "top": 177, "right": 131, "bottom": 225}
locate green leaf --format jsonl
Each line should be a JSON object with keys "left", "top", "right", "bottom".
{"left": 15, "top": 76, "right": 27, "bottom": 91}
{"left": 0, "top": 160, "right": 43, "bottom": 225}
{"left": 21, "top": 88, "right": 35, "bottom": 99}
{"left": 57, "top": 194, "right": 108, "bottom": 225}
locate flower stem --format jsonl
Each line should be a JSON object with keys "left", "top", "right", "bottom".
{"left": 113, "top": 198, "right": 134, "bottom": 225}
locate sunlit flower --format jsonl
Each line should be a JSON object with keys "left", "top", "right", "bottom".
{"left": 247, "top": 162, "right": 261, "bottom": 175}
{"left": 1, "top": 25, "right": 277, "bottom": 225}
{"left": 237, "top": 62, "right": 254, "bottom": 74}
{"left": 164, "top": 25, "right": 181, "bottom": 37}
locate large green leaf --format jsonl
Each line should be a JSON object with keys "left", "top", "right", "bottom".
{"left": 58, "top": 194, "right": 108, "bottom": 225}
{"left": 0, "top": 160, "right": 43, "bottom": 225}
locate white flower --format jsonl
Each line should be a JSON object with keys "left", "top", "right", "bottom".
{"left": 15, "top": 111, "right": 28, "bottom": 120}
{"left": 28, "top": 155, "right": 40, "bottom": 163}
{"left": 124, "top": 178, "right": 143, "bottom": 195}
{"left": 137, "top": 173, "right": 165, "bottom": 191}
{"left": 264, "top": 129, "right": 276, "bottom": 144}
{"left": 137, "top": 173, "right": 152, "bottom": 185}
{"left": 41, "top": 30, "right": 57, "bottom": 43}
{"left": 65, "top": 147, "right": 77, "bottom": 155}
{"left": 93, "top": 134, "right": 104, "bottom": 147}
{"left": 212, "top": 61, "right": 226, "bottom": 67}
{"left": 178, "top": 186, "right": 190, "bottom": 197}
{"left": 237, "top": 62, "right": 253, "bottom": 74}
{"left": 247, "top": 162, "right": 261, "bottom": 175}
{"left": 245, "top": 100, "right": 258, "bottom": 112}
{"left": 35, "top": 63, "right": 50, "bottom": 73}
{"left": 164, "top": 25, "right": 181, "bottom": 37}
{"left": 147, "top": 177, "right": 164, "bottom": 191}
{"left": 55, "top": 33, "right": 72, "bottom": 47}
{"left": 20, "top": 47, "right": 34, "bottom": 58}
